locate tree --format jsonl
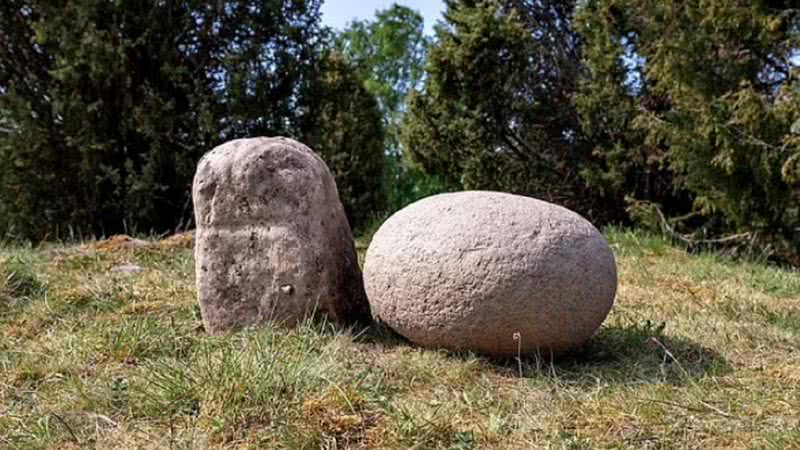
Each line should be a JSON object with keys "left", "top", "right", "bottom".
{"left": 574, "top": 0, "right": 687, "bottom": 222}
{"left": 215, "top": 1, "right": 326, "bottom": 139}
{"left": 576, "top": 0, "right": 800, "bottom": 247}
{"left": 336, "top": 4, "right": 428, "bottom": 154}
{"left": 0, "top": 0, "right": 387, "bottom": 239}
{"left": 1, "top": 0, "right": 219, "bottom": 238}
{"left": 401, "top": 0, "right": 596, "bottom": 217}
{"left": 301, "top": 53, "right": 386, "bottom": 231}
{"left": 335, "top": 4, "right": 445, "bottom": 214}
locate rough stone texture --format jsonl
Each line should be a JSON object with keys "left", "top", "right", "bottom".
{"left": 193, "top": 137, "right": 368, "bottom": 333}
{"left": 363, "top": 191, "right": 617, "bottom": 356}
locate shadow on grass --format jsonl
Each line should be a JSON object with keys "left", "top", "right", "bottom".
{"left": 350, "top": 320, "right": 410, "bottom": 348}
{"left": 354, "top": 320, "right": 731, "bottom": 386}
{"left": 533, "top": 321, "right": 733, "bottom": 385}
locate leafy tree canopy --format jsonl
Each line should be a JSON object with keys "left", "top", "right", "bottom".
{"left": 336, "top": 3, "right": 429, "bottom": 154}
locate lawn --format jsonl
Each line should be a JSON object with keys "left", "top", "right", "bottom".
{"left": 1, "top": 229, "right": 799, "bottom": 449}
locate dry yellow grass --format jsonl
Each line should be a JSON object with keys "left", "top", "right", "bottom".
{"left": 1, "top": 229, "right": 798, "bottom": 449}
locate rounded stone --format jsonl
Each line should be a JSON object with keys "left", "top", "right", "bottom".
{"left": 193, "top": 137, "right": 369, "bottom": 333}
{"left": 363, "top": 191, "right": 617, "bottom": 356}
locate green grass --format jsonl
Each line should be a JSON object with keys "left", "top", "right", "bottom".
{"left": 1, "top": 230, "right": 799, "bottom": 449}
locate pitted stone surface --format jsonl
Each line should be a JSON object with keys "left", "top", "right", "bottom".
{"left": 193, "top": 137, "right": 368, "bottom": 333}
{"left": 363, "top": 191, "right": 617, "bottom": 356}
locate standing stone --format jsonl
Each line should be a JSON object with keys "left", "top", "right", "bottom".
{"left": 363, "top": 191, "right": 617, "bottom": 356}
{"left": 193, "top": 137, "right": 368, "bottom": 333}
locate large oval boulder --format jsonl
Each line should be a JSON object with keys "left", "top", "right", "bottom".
{"left": 193, "top": 137, "right": 369, "bottom": 333}
{"left": 363, "top": 191, "right": 617, "bottom": 356}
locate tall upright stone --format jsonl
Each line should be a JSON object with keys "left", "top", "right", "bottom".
{"left": 193, "top": 137, "right": 368, "bottom": 333}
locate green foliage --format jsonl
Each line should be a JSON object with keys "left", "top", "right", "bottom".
{"left": 336, "top": 4, "right": 429, "bottom": 154}
{"left": 384, "top": 154, "right": 450, "bottom": 213}
{"left": 335, "top": 4, "right": 446, "bottom": 216}
{"left": 574, "top": 0, "right": 682, "bottom": 220}
{"left": 0, "top": 0, "right": 388, "bottom": 239}
{"left": 4, "top": 0, "right": 799, "bottom": 256}
{"left": 576, "top": 0, "right": 800, "bottom": 241}
{"left": 301, "top": 53, "right": 387, "bottom": 231}
{"left": 402, "top": 0, "right": 596, "bottom": 216}
{"left": 2, "top": 0, "right": 221, "bottom": 239}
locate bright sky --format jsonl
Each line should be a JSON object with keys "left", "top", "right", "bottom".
{"left": 321, "top": 0, "right": 446, "bottom": 35}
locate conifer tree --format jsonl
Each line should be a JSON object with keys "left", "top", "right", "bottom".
{"left": 576, "top": 0, "right": 800, "bottom": 242}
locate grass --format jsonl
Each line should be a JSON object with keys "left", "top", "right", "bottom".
{"left": 0, "top": 229, "right": 798, "bottom": 449}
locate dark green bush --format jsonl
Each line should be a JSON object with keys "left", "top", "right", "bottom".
{"left": 401, "top": 0, "right": 600, "bottom": 218}
{"left": 0, "top": 0, "right": 387, "bottom": 239}
{"left": 301, "top": 53, "right": 387, "bottom": 232}
{"left": 576, "top": 0, "right": 800, "bottom": 245}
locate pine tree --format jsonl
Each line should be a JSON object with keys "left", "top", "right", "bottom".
{"left": 576, "top": 0, "right": 800, "bottom": 244}
{"left": 401, "top": 0, "right": 596, "bottom": 216}
{"left": 0, "top": 0, "right": 387, "bottom": 239}
{"left": 301, "top": 53, "right": 386, "bottom": 231}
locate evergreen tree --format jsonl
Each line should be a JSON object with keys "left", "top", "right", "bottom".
{"left": 577, "top": 0, "right": 800, "bottom": 243}
{"left": 301, "top": 53, "right": 386, "bottom": 231}
{"left": 0, "top": 0, "right": 387, "bottom": 239}
{"left": 401, "top": 0, "right": 596, "bottom": 216}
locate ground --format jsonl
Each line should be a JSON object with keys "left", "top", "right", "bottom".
{"left": 0, "top": 229, "right": 798, "bottom": 449}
